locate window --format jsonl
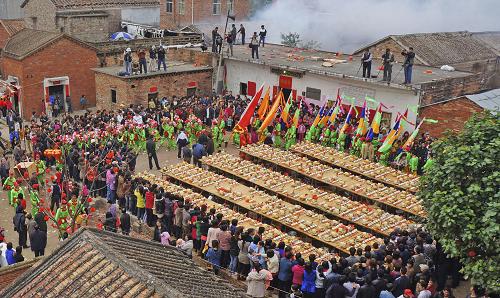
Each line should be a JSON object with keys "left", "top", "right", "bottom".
{"left": 240, "top": 82, "right": 247, "bottom": 95}
{"left": 213, "top": 0, "right": 221, "bottom": 15}
{"left": 166, "top": 0, "right": 173, "bottom": 13}
{"left": 305, "top": 87, "right": 321, "bottom": 101}
{"left": 111, "top": 89, "right": 117, "bottom": 103}
{"left": 227, "top": 0, "right": 234, "bottom": 14}
{"left": 178, "top": 0, "right": 185, "bottom": 15}
{"left": 31, "top": 17, "right": 38, "bottom": 30}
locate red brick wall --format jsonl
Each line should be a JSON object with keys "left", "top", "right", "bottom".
{"left": 2, "top": 37, "right": 99, "bottom": 119}
{"left": 95, "top": 68, "right": 212, "bottom": 109}
{"left": 419, "top": 97, "right": 483, "bottom": 137}
{"left": 160, "top": 0, "right": 251, "bottom": 29}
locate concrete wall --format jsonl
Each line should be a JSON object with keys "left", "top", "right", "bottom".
{"left": 122, "top": 7, "right": 160, "bottom": 27}
{"left": 59, "top": 14, "right": 109, "bottom": 42}
{"left": 0, "top": 0, "right": 23, "bottom": 19}
{"left": 224, "top": 59, "right": 420, "bottom": 126}
{"left": 419, "top": 73, "right": 484, "bottom": 106}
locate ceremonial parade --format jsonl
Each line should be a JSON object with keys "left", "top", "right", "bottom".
{"left": 0, "top": 0, "right": 498, "bottom": 297}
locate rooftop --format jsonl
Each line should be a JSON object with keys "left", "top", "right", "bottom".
{"left": 0, "top": 19, "right": 25, "bottom": 36}
{"left": 0, "top": 228, "right": 247, "bottom": 298}
{"left": 471, "top": 31, "right": 500, "bottom": 55}
{"left": 354, "top": 31, "right": 499, "bottom": 66}
{"left": 221, "top": 43, "right": 473, "bottom": 88}
{"left": 93, "top": 61, "right": 212, "bottom": 79}
{"left": 465, "top": 88, "right": 500, "bottom": 114}
{"left": 21, "top": 0, "right": 160, "bottom": 9}
{"left": 3, "top": 28, "right": 96, "bottom": 60}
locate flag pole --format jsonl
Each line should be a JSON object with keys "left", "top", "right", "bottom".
{"left": 213, "top": 10, "right": 231, "bottom": 93}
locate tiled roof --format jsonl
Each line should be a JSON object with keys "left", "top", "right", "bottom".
{"left": 3, "top": 28, "right": 61, "bottom": 60}
{"left": 0, "top": 228, "right": 246, "bottom": 298}
{"left": 0, "top": 259, "right": 39, "bottom": 289}
{"left": 0, "top": 19, "right": 26, "bottom": 36}
{"left": 354, "top": 31, "right": 498, "bottom": 66}
{"left": 22, "top": 0, "right": 159, "bottom": 9}
{"left": 472, "top": 31, "right": 500, "bottom": 55}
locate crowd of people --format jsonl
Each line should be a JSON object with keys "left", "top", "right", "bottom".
{"left": 210, "top": 23, "right": 267, "bottom": 59}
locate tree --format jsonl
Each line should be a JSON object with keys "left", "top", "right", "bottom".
{"left": 281, "top": 32, "right": 301, "bottom": 48}
{"left": 419, "top": 112, "right": 499, "bottom": 293}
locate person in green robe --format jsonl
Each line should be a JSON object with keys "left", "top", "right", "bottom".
{"left": 273, "top": 122, "right": 282, "bottom": 148}
{"left": 284, "top": 126, "right": 297, "bottom": 150}
{"left": 379, "top": 150, "right": 390, "bottom": 166}
{"left": 3, "top": 173, "right": 16, "bottom": 205}
{"left": 305, "top": 125, "right": 315, "bottom": 142}
{"left": 212, "top": 121, "right": 221, "bottom": 150}
{"left": 423, "top": 155, "right": 434, "bottom": 173}
{"left": 35, "top": 155, "right": 46, "bottom": 186}
{"left": 351, "top": 137, "right": 363, "bottom": 157}
{"left": 55, "top": 201, "right": 70, "bottom": 238}
{"left": 321, "top": 126, "right": 331, "bottom": 147}
{"left": 218, "top": 119, "right": 226, "bottom": 148}
{"left": 30, "top": 185, "right": 40, "bottom": 217}
{"left": 313, "top": 123, "right": 323, "bottom": 143}
{"left": 233, "top": 131, "right": 241, "bottom": 147}
{"left": 10, "top": 183, "right": 24, "bottom": 209}
{"left": 409, "top": 154, "right": 419, "bottom": 174}
{"left": 337, "top": 132, "right": 346, "bottom": 152}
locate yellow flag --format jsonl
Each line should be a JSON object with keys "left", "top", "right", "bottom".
{"left": 258, "top": 91, "right": 283, "bottom": 134}
{"left": 257, "top": 87, "right": 270, "bottom": 120}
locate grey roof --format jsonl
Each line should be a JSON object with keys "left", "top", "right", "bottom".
{"left": 465, "top": 88, "right": 500, "bottom": 113}
{"left": 21, "top": 0, "right": 159, "bottom": 9}
{"left": 354, "top": 31, "right": 498, "bottom": 66}
{"left": 471, "top": 31, "right": 500, "bottom": 55}
{"left": 2, "top": 28, "right": 96, "bottom": 60}
{"left": 0, "top": 228, "right": 247, "bottom": 298}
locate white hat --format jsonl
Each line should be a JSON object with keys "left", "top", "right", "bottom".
{"left": 126, "top": 47, "right": 131, "bottom": 52}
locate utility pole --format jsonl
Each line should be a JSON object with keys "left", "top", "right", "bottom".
{"left": 213, "top": 10, "right": 234, "bottom": 93}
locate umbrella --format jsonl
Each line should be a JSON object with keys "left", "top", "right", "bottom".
{"left": 110, "top": 32, "right": 133, "bottom": 41}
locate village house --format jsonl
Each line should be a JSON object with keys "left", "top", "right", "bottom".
{"left": 0, "top": 19, "right": 25, "bottom": 49}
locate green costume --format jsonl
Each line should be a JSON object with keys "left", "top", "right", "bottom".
{"left": 409, "top": 155, "right": 419, "bottom": 173}
{"left": 35, "top": 160, "right": 46, "bottom": 186}
{"left": 212, "top": 125, "right": 221, "bottom": 149}
{"left": 352, "top": 138, "right": 363, "bottom": 157}
{"left": 423, "top": 158, "right": 434, "bottom": 172}
{"left": 329, "top": 130, "right": 338, "bottom": 147}
{"left": 55, "top": 206, "right": 70, "bottom": 235}
{"left": 379, "top": 151, "right": 390, "bottom": 166}
{"left": 305, "top": 126, "right": 315, "bottom": 142}
{"left": 337, "top": 133, "right": 346, "bottom": 152}
{"left": 313, "top": 124, "right": 323, "bottom": 142}
{"left": 274, "top": 123, "right": 282, "bottom": 148}
{"left": 321, "top": 128, "right": 331, "bottom": 147}
{"left": 217, "top": 119, "right": 225, "bottom": 147}
{"left": 9, "top": 187, "right": 24, "bottom": 209}
{"left": 3, "top": 176, "right": 15, "bottom": 206}
{"left": 30, "top": 190, "right": 40, "bottom": 217}
{"left": 284, "top": 126, "right": 297, "bottom": 150}
{"left": 233, "top": 131, "right": 241, "bottom": 147}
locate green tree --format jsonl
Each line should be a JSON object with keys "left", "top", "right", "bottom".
{"left": 281, "top": 32, "right": 300, "bottom": 48}
{"left": 419, "top": 112, "right": 500, "bottom": 293}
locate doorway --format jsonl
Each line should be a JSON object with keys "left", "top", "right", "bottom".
{"left": 240, "top": 82, "right": 247, "bottom": 96}
{"left": 282, "top": 88, "right": 291, "bottom": 100}
{"left": 187, "top": 87, "right": 197, "bottom": 97}
{"left": 48, "top": 85, "right": 65, "bottom": 113}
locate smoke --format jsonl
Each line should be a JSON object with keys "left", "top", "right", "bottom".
{"left": 251, "top": 0, "right": 500, "bottom": 53}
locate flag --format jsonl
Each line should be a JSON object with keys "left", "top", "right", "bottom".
{"left": 258, "top": 91, "right": 283, "bottom": 134}
{"left": 227, "top": 10, "right": 236, "bottom": 21}
{"left": 402, "top": 118, "right": 425, "bottom": 151}
{"left": 339, "top": 105, "right": 355, "bottom": 135}
{"left": 281, "top": 94, "right": 293, "bottom": 123}
{"left": 319, "top": 105, "right": 333, "bottom": 126}
{"left": 355, "top": 101, "right": 368, "bottom": 136}
{"left": 379, "top": 114, "right": 404, "bottom": 153}
{"left": 327, "top": 93, "right": 342, "bottom": 125}
{"left": 257, "top": 87, "right": 270, "bottom": 120}
{"left": 233, "top": 84, "right": 264, "bottom": 133}
{"left": 311, "top": 104, "right": 326, "bottom": 127}
{"left": 366, "top": 103, "right": 385, "bottom": 140}
{"left": 293, "top": 100, "right": 301, "bottom": 128}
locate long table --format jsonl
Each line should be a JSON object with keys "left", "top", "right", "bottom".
{"left": 202, "top": 152, "right": 418, "bottom": 237}
{"left": 161, "top": 163, "right": 383, "bottom": 254}
{"left": 135, "top": 172, "right": 334, "bottom": 261}
{"left": 240, "top": 144, "right": 426, "bottom": 218}
{"left": 291, "top": 142, "right": 420, "bottom": 193}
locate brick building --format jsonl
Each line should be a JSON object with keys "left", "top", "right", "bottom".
{"left": 160, "top": 0, "right": 251, "bottom": 29}
{"left": 420, "top": 88, "right": 499, "bottom": 137}
{"left": 21, "top": 0, "right": 161, "bottom": 42}
{"left": 0, "top": 19, "right": 25, "bottom": 49}
{"left": 1, "top": 28, "right": 98, "bottom": 119}
{"left": 353, "top": 31, "right": 500, "bottom": 90}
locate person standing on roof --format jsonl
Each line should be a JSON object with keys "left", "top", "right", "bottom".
{"left": 402, "top": 47, "right": 415, "bottom": 84}
{"left": 259, "top": 25, "right": 267, "bottom": 47}
{"left": 124, "top": 48, "right": 132, "bottom": 75}
{"left": 250, "top": 32, "right": 259, "bottom": 59}
{"left": 238, "top": 24, "right": 246, "bottom": 45}
{"left": 361, "top": 49, "right": 373, "bottom": 78}
{"left": 212, "top": 27, "right": 219, "bottom": 52}
{"left": 382, "top": 48, "right": 395, "bottom": 82}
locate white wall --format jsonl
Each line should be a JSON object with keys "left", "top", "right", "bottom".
{"left": 225, "top": 59, "right": 420, "bottom": 127}
{"left": 122, "top": 7, "right": 160, "bottom": 26}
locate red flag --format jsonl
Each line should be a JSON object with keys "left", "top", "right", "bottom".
{"left": 234, "top": 84, "right": 264, "bottom": 133}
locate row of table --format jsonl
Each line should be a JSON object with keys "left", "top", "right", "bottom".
{"left": 135, "top": 172, "right": 335, "bottom": 262}
{"left": 160, "top": 163, "right": 383, "bottom": 254}
{"left": 291, "top": 142, "right": 420, "bottom": 193}
{"left": 239, "top": 144, "right": 426, "bottom": 218}
{"left": 201, "top": 152, "right": 418, "bottom": 237}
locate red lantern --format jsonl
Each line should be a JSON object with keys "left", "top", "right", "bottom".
{"left": 90, "top": 207, "right": 96, "bottom": 212}
{"left": 47, "top": 188, "right": 52, "bottom": 193}
{"left": 45, "top": 168, "right": 51, "bottom": 173}
{"left": 45, "top": 179, "right": 49, "bottom": 184}
{"left": 39, "top": 207, "right": 44, "bottom": 212}
{"left": 87, "top": 197, "right": 93, "bottom": 203}
{"left": 97, "top": 223, "right": 103, "bottom": 230}
{"left": 23, "top": 172, "right": 29, "bottom": 179}
{"left": 468, "top": 250, "right": 476, "bottom": 257}
{"left": 44, "top": 215, "right": 49, "bottom": 221}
